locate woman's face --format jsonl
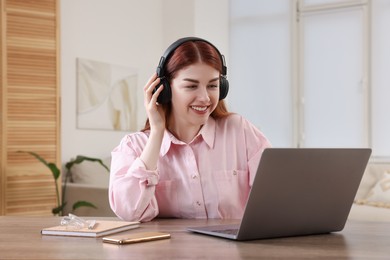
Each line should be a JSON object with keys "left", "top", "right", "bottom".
{"left": 169, "top": 62, "right": 220, "bottom": 130}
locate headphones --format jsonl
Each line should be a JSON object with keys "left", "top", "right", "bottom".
{"left": 154, "top": 37, "right": 229, "bottom": 104}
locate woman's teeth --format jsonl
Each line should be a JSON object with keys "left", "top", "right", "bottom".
{"left": 191, "top": 106, "right": 207, "bottom": 111}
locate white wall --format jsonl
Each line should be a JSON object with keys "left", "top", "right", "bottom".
{"left": 60, "top": 0, "right": 229, "bottom": 163}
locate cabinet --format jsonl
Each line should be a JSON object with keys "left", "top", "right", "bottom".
{"left": 0, "top": 0, "right": 60, "bottom": 215}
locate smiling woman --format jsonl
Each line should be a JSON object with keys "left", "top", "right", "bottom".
{"left": 108, "top": 37, "right": 272, "bottom": 222}
{"left": 168, "top": 63, "right": 220, "bottom": 141}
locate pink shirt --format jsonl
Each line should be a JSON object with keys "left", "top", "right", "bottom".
{"left": 109, "top": 114, "right": 271, "bottom": 222}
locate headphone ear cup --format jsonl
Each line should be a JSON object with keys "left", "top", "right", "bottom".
{"left": 154, "top": 78, "right": 172, "bottom": 104}
{"left": 219, "top": 77, "right": 229, "bottom": 100}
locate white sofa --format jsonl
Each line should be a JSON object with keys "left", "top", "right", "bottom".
{"left": 349, "top": 161, "right": 390, "bottom": 222}
{"left": 63, "top": 157, "right": 390, "bottom": 221}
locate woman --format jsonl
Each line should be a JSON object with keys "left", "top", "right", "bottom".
{"left": 109, "top": 37, "right": 271, "bottom": 222}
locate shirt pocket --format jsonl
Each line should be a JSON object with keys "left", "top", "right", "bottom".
{"left": 155, "top": 180, "right": 179, "bottom": 217}
{"left": 214, "top": 169, "right": 249, "bottom": 218}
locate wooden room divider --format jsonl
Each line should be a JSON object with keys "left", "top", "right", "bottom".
{"left": 0, "top": 0, "right": 60, "bottom": 215}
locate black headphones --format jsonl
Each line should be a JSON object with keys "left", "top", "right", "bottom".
{"left": 154, "top": 37, "right": 229, "bottom": 104}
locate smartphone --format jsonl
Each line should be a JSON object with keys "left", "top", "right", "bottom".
{"left": 102, "top": 232, "right": 171, "bottom": 245}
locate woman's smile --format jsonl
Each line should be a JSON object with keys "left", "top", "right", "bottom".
{"left": 191, "top": 105, "right": 209, "bottom": 113}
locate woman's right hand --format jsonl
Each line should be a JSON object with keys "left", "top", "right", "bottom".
{"left": 143, "top": 73, "right": 166, "bottom": 133}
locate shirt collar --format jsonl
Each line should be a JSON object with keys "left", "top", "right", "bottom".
{"left": 160, "top": 117, "right": 216, "bottom": 156}
{"left": 199, "top": 117, "right": 216, "bottom": 149}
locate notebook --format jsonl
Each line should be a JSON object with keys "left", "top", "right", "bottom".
{"left": 187, "top": 148, "right": 372, "bottom": 241}
{"left": 41, "top": 220, "right": 140, "bottom": 237}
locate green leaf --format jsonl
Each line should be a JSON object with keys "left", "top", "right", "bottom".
{"left": 21, "top": 151, "right": 48, "bottom": 165}
{"left": 19, "top": 151, "right": 61, "bottom": 180}
{"left": 47, "top": 162, "right": 61, "bottom": 180}
{"left": 72, "top": 201, "right": 98, "bottom": 211}
{"left": 66, "top": 155, "right": 109, "bottom": 172}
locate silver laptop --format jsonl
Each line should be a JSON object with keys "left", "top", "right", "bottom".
{"left": 187, "top": 148, "right": 371, "bottom": 241}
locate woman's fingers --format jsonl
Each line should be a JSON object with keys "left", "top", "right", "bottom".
{"left": 144, "top": 73, "right": 164, "bottom": 108}
{"left": 144, "top": 74, "right": 162, "bottom": 102}
{"left": 150, "top": 84, "right": 164, "bottom": 104}
{"left": 144, "top": 72, "right": 158, "bottom": 91}
{"left": 144, "top": 73, "right": 161, "bottom": 94}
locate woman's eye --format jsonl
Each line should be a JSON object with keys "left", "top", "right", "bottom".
{"left": 186, "top": 85, "right": 197, "bottom": 89}
{"left": 208, "top": 84, "right": 218, "bottom": 89}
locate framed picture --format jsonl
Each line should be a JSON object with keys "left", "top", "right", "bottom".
{"left": 77, "top": 58, "right": 138, "bottom": 131}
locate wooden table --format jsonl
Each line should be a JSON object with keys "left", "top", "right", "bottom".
{"left": 0, "top": 216, "right": 389, "bottom": 259}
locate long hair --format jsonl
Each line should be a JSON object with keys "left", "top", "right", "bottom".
{"left": 142, "top": 40, "right": 231, "bottom": 132}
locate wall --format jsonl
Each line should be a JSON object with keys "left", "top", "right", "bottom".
{"left": 60, "top": 0, "right": 229, "bottom": 163}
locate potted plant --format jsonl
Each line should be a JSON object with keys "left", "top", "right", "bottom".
{"left": 20, "top": 151, "right": 109, "bottom": 216}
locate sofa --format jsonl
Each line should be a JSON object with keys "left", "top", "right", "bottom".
{"left": 349, "top": 161, "right": 390, "bottom": 222}
{"left": 62, "top": 157, "right": 390, "bottom": 222}
{"left": 62, "top": 157, "right": 116, "bottom": 217}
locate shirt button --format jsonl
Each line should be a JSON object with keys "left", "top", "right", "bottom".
{"left": 192, "top": 174, "right": 197, "bottom": 179}
{"left": 196, "top": 201, "right": 201, "bottom": 206}
{"left": 233, "top": 170, "right": 237, "bottom": 176}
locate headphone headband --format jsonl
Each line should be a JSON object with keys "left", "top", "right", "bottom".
{"left": 156, "top": 37, "right": 227, "bottom": 77}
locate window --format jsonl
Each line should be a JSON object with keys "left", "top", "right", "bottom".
{"left": 296, "top": 0, "right": 370, "bottom": 148}
{"left": 229, "top": 0, "right": 293, "bottom": 147}
{"left": 229, "top": 0, "right": 390, "bottom": 159}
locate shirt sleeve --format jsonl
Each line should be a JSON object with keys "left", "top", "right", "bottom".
{"left": 108, "top": 134, "right": 160, "bottom": 222}
{"left": 241, "top": 117, "right": 272, "bottom": 186}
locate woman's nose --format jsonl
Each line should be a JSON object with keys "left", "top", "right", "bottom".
{"left": 197, "top": 87, "right": 211, "bottom": 101}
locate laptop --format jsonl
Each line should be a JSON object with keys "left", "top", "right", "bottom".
{"left": 187, "top": 148, "right": 372, "bottom": 241}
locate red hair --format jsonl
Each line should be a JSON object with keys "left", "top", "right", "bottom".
{"left": 142, "top": 40, "right": 230, "bottom": 131}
